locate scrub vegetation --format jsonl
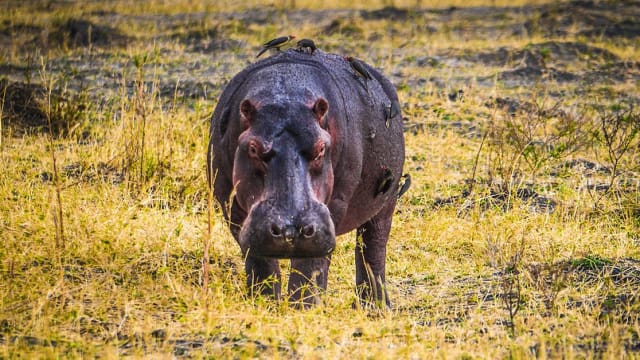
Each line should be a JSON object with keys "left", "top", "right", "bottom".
{"left": 1, "top": 0, "right": 639, "bottom": 357}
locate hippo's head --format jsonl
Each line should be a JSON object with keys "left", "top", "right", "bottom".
{"left": 232, "top": 97, "right": 335, "bottom": 258}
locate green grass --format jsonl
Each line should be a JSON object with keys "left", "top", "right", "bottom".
{"left": 2, "top": 0, "right": 640, "bottom": 358}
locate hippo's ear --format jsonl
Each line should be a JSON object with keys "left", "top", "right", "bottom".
{"left": 240, "top": 99, "right": 257, "bottom": 130}
{"left": 312, "top": 98, "right": 329, "bottom": 124}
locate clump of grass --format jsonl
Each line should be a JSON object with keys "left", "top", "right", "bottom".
{"left": 589, "top": 103, "right": 640, "bottom": 206}
{"left": 41, "top": 60, "right": 66, "bottom": 251}
{"left": 477, "top": 91, "right": 589, "bottom": 201}
{"left": 571, "top": 254, "right": 612, "bottom": 271}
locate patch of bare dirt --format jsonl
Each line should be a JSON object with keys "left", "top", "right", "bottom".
{"left": 169, "top": 25, "right": 244, "bottom": 53}
{"left": 526, "top": 0, "right": 640, "bottom": 39}
{"left": 45, "top": 18, "right": 129, "bottom": 48}
{"left": 579, "top": 18, "right": 640, "bottom": 39}
{"left": 159, "top": 80, "right": 218, "bottom": 99}
{"left": 360, "top": 6, "right": 412, "bottom": 21}
{"left": 497, "top": 66, "right": 578, "bottom": 87}
{"left": 54, "top": 161, "right": 125, "bottom": 185}
{"left": 432, "top": 185, "right": 558, "bottom": 215}
{"left": 0, "top": 22, "right": 42, "bottom": 36}
{"left": 476, "top": 41, "right": 619, "bottom": 68}
{"left": 323, "top": 18, "right": 365, "bottom": 38}
{"left": 470, "top": 41, "right": 628, "bottom": 87}
{"left": 484, "top": 96, "right": 567, "bottom": 117}
{"left": 0, "top": 22, "right": 41, "bottom": 52}
{"left": 583, "top": 61, "right": 640, "bottom": 84}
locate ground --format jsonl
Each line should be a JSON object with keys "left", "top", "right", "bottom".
{"left": 1, "top": 0, "right": 639, "bottom": 358}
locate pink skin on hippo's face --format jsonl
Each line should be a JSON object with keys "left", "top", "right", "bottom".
{"left": 231, "top": 97, "right": 336, "bottom": 258}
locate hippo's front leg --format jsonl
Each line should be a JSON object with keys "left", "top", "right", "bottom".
{"left": 230, "top": 199, "right": 282, "bottom": 298}
{"left": 245, "top": 256, "right": 281, "bottom": 299}
{"left": 354, "top": 199, "right": 396, "bottom": 308}
{"left": 288, "top": 257, "right": 330, "bottom": 306}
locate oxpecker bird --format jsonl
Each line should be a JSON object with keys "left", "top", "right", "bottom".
{"left": 344, "top": 56, "right": 372, "bottom": 92}
{"left": 376, "top": 167, "right": 394, "bottom": 197}
{"left": 256, "top": 35, "right": 296, "bottom": 58}
{"left": 397, "top": 174, "right": 411, "bottom": 198}
{"left": 296, "top": 38, "right": 317, "bottom": 54}
{"left": 385, "top": 100, "right": 402, "bottom": 128}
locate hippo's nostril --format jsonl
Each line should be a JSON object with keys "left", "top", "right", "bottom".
{"left": 302, "top": 224, "right": 315, "bottom": 238}
{"left": 270, "top": 223, "right": 283, "bottom": 237}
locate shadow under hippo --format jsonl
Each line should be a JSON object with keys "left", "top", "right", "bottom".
{"left": 208, "top": 48, "right": 405, "bottom": 307}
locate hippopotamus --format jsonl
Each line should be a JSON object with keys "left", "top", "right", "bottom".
{"left": 207, "top": 49, "right": 404, "bottom": 307}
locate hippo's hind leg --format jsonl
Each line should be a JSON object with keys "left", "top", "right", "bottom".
{"left": 229, "top": 198, "right": 282, "bottom": 299}
{"left": 288, "top": 257, "right": 330, "bottom": 307}
{"left": 354, "top": 198, "right": 397, "bottom": 308}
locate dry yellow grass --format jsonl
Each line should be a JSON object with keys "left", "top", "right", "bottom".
{"left": 4, "top": 0, "right": 561, "bottom": 14}
{"left": 1, "top": 0, "right": 640, "bottom": 358}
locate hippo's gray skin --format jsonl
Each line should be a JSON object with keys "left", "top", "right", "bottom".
{"left": 208, "top": 49, "right": 404, "bottom": 307}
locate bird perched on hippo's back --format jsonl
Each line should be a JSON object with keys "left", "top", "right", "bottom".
{"left": 256, "top": 35, "right": 296, "bottom": 58}
{"left": 296, "top": 38, "right": 317, "bottom": 54}
{"left": 344, "top": 56, "right": 373, "bottom": 93}
{"left": 397, "top": 174, "right": 411, "bottom": 198}
{"left": 385, "top": 100, "right": 401, "bottom": 128}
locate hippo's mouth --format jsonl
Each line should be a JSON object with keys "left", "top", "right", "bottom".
{"left": 238, "top": 201, "right": 336, "bottom": 259}
{"left": 244, "top": 245, "right": 335, "bottom": 259}
{"left": 239, "top": 225, "right": 336, "bottom": 259}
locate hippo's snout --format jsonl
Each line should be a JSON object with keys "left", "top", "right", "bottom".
{"left": 240, "top": 200, "right": 336, "bottom": 258}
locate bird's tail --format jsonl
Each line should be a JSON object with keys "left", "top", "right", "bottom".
{"left": 256, "top": 48, "right": 268, "bottom": 58}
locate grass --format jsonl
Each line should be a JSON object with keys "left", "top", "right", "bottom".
{"left": 2, "top": 0, "right": 640, "bottom": 358}
{"left": 1, "top": 0, "right": 561, "bottom": 15}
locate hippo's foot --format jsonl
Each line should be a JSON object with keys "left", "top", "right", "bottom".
{"left": 354, "top": 269, "right": 390, "bottom": 310}
{"left": 287, "top": 257, "right": 330, "bottom": 308}
{"left": 288, "top": 284, "right": 322, "bottom": 309}
{"left": 245, "top": 256, "right": 281, "bottom": 299}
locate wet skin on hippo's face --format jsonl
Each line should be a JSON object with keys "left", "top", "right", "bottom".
{"left": 232, "top": 97, "right": 336, "bottom": 258}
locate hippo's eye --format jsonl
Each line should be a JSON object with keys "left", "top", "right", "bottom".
{"left": 313, "top": 143, "right": 325, "bottom": 162}
{"left": 310, "top": 142, "right": 326, "bottom": 173}
{"left": 247, "top": 140, "right": 264, "bottom": 163}
{"left": 248, "top": 140, "right": 273, "bottom": 165}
